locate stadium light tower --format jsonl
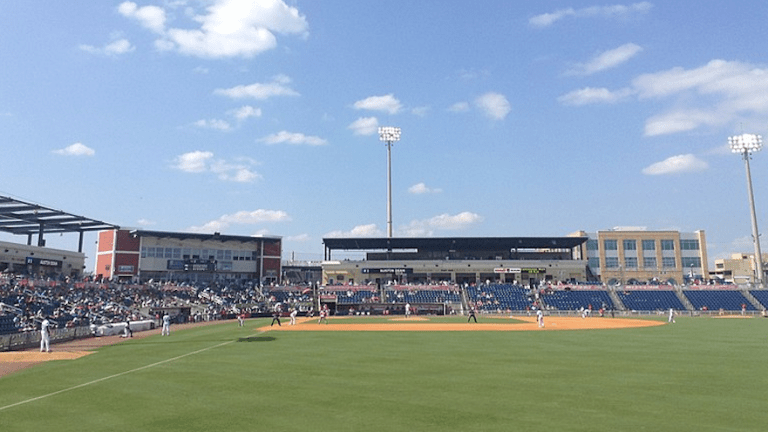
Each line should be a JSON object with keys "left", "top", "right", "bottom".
{"left": 378, "top": 126, "right": 401, "bottom": 238}
{"left": 729, "top": 133, "right": 764, "bottom": 287}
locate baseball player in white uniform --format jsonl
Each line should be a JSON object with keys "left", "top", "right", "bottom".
{"left": 40, "top": 317, "right": 51, "bottom": 352}
{"left": 162, "top": 313, "right": 171, "bottom": 336}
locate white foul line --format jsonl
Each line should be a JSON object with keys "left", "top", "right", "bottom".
{"left": 0, "top": 330, "right": 266, "bottom": 412}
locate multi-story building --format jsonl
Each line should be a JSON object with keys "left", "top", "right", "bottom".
{"left": 572, "top": 228, "right": 708, "bottom": 285}
{"left": 96, "top": 229, "right": 282, "bottom": 284}
{"left": 710, "top": 253, "right": 768, "bottom": 284}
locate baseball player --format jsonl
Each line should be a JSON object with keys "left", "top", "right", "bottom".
{"left": 40, "top": 317, "right": 51, "bottom": 352}
{"left": 162, "top": 313, "right": 171, "bottom": 336}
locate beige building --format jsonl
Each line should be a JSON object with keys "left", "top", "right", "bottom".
{"left": 710, "top": 253, "right": 768, "bottom": 284}
{"left": 571, "top": 228, "right": 709, "bottom": 286}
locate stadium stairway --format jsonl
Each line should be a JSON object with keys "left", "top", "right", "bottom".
{"left": 607, "top": 289, "right": 626, "bottom": 311}
{"left": 674, "top": 286, "right": 694, "bottom": 311}
{"left": 741, "top": 289, "right": 763, "bottom": 310}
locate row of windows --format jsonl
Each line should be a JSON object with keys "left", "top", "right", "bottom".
{"left": 589, "top": 256, "right": 702, "bottom": 269}
{"left": 587, "top": 239, "right": 699, "bottom": 252}
{"left": 141, "top": 247, "right": 258, "bottom": 261}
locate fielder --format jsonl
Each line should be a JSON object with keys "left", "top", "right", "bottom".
{"left": 162, "top": 313, "right": 171, "bottom": 336}
{"left": 40, "top": 317, "right": 51, "bottom": 352}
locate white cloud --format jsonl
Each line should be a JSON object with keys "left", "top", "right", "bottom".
{"left": 353, "top": 94, "right": 402, "bottom": 115}
{"left": 557, "top": 87, "right": 633, "bottom": 106}
{"left": 475, "top": 92, "right": 511, "bottom": 120}
{"left": 213, "top": 75, "right": 299, "bottom": 99}
{"left": 324, "top": 224, "right": 383, "bottom": 238}
{"left": 408, "top": 182, "right": 442, "bottom": 194}
{"left": 193, "top": 118, "right": 231, "bottom": 131}
{"left": 79, "top": 38, "right": 135, "bottom": 56}
{"left": 411, "top": 106, "right": 430, "bottom": 117}
{"left": 136, "top": 218, "right": 156, "bottom": 226}
{"left": 399, "top": 212, "right": 484, "bottom": 237}
{"left": 172, "top": 151, "right": 260, "bottom": 182}
{"left": 641, "top": 154, "right": 709, "bottom": 175}
{"left": 568, "top": 43, "right": 643, "bottom": 76}
{"left": 172, "top": 150, "right": 213, "bottom": 173}
{"left": 348, "top": 117, "right": 379, "bottom": 136}
{"left": 448, "top": 102, "right": 470, "bottom": 113}
{"left": 530, "top": 2, "right": 653, "bottom": 27}
{"left": 189, "top": 209, "right": 290, "bottom": 233}
{"left": 53, "top": 142, "right": 95, "bottom": 157}
{"left": 118, "top": 2, "right": 166, "bottom": 33}
{"left": 121, "top": 0, "right": 308, "bottom": 59}
{"left": 229, "top": 105, "right": 262, "bottom": 121}
{"left": 643, "top": 110, "right": 724, "bottom": 136}
{"left": 258, "top": 131, "right": 327, "bottom": 146}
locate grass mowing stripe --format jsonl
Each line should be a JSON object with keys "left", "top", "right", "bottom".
{"left": 0, "top": 329, "right": 265, "bottom": 412}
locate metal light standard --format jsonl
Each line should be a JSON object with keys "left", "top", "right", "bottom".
{"left": 378, "top": 126, "right": 401, "bottom": 238}
{"left": 729, "top": 133, "right": 764, "bottom": 287}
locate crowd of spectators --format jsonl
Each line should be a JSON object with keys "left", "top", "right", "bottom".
{"left": 0, "top": 273, "right": 285, "bottom": 335}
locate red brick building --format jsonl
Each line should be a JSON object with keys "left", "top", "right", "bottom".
{"left": 96, "top": 229, "right": 281, "bottom": 284}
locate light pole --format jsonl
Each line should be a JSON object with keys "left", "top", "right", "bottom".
{"left": 378, "top": 126, "right": 401, "bottom": 238}
{"left": 729, "top": 133, "right": 764, "bottom": 287}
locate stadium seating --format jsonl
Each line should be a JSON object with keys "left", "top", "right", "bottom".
{"left": 618, "top": 290, "right": 685, "bottom": 311}
{"left": 683, "top": 290, "right": 755, "bottom": 311}
{"left": 466, "top": 284, "right": 534, "bottom": 312}
{"left": 540, "top": 290, "right": 614, "bottom": 311}
{"left": 749, "top": 290, "right": 768, "bottom": 309}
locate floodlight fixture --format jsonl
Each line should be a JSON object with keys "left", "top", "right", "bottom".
{"left": 378, "top": 126, "right": 401, "bottom": 143}
{"left": 729, "top": 133, "right": 763, "bottom": 154}
{"left": 729, "top": 133, "right": 764, "bottom": 286}
{"left": 378, "top": 126, "right": 401, "bottom": 238}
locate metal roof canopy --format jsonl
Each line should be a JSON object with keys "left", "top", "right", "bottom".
{"left": 0, "top": 195, "right": 119, "bottom": 252}
{"left": 323, "top": 237, "right": 587, "bottom": 254}
{"left": 131, "top": 230, "right": 281, "bottom": 244}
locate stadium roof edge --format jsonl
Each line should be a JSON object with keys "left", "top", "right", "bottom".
{"left": 129, "top": 229, "right": 282, "bottom": 244}
{"left": 322, "top": 236, "right": 587, "bottom": 251}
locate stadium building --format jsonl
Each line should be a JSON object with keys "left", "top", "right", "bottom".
{"left": 572, "top": 228, "right": 709, "bottom": 286}
{"left": 710, "top": 252, "right": 768, "bottom": 284}
{"left": 96, "top": 229, "right": 282, "bottom": 284}
{"left": 321, "top": 236, "right": 590, "bottom": 286}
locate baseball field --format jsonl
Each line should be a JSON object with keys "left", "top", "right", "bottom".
{"left": 1, "top": 315, "right": 766, "bottom": 431}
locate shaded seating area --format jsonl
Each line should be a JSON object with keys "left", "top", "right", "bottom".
{"left": 466, "top": 284, "right": 534, "bottom": 312}
{"left": 683, "top": 290, "right": 755, "bottom": 311}
{"left": 618, "top": 290, "right": 685, "bottom": 311}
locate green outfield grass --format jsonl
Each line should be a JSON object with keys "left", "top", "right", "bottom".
{"left": 1, "top": 316, "right": 766, "bottom": 432}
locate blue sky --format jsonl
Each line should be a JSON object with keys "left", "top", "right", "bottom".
{"left": 2, "top": 1, "right": 768, "bottom": 271}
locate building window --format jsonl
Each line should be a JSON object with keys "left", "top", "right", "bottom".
{"left": 643, "top": 257, "right": 657, "bottom": 269}
{"left": 164, "top": 248, "right": 174, "bottom": 258}
{"left": 642, "top": 240, "right": 655, "bottom": 251}
{"left": 623, "top": 239, "right": 637, "bottom": 251}
{"left": 662, "top": 257, "right": 676, "bottom": 268}
{"left": 682, "top": 257, "right": 701, "bottom": 268}
{"left": 605, "top": 257, "right": 619, "bottom": 268}
{"left": 680, "top": 240, "right": 700, "bottom": 250}
{"left": 625, "top": 257, "right": 638, "bottom": 268}
{"left": 661, "top": 240, "right": 675, "bottom": 251}
{"left": 586, "top": 239, "right": 598, "bottom": 251}
{"left": 604, "top": 239, "right": 618, "bottom": 251}
{"left": 588, "top": 257, "right": 600, "bottom": 268}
